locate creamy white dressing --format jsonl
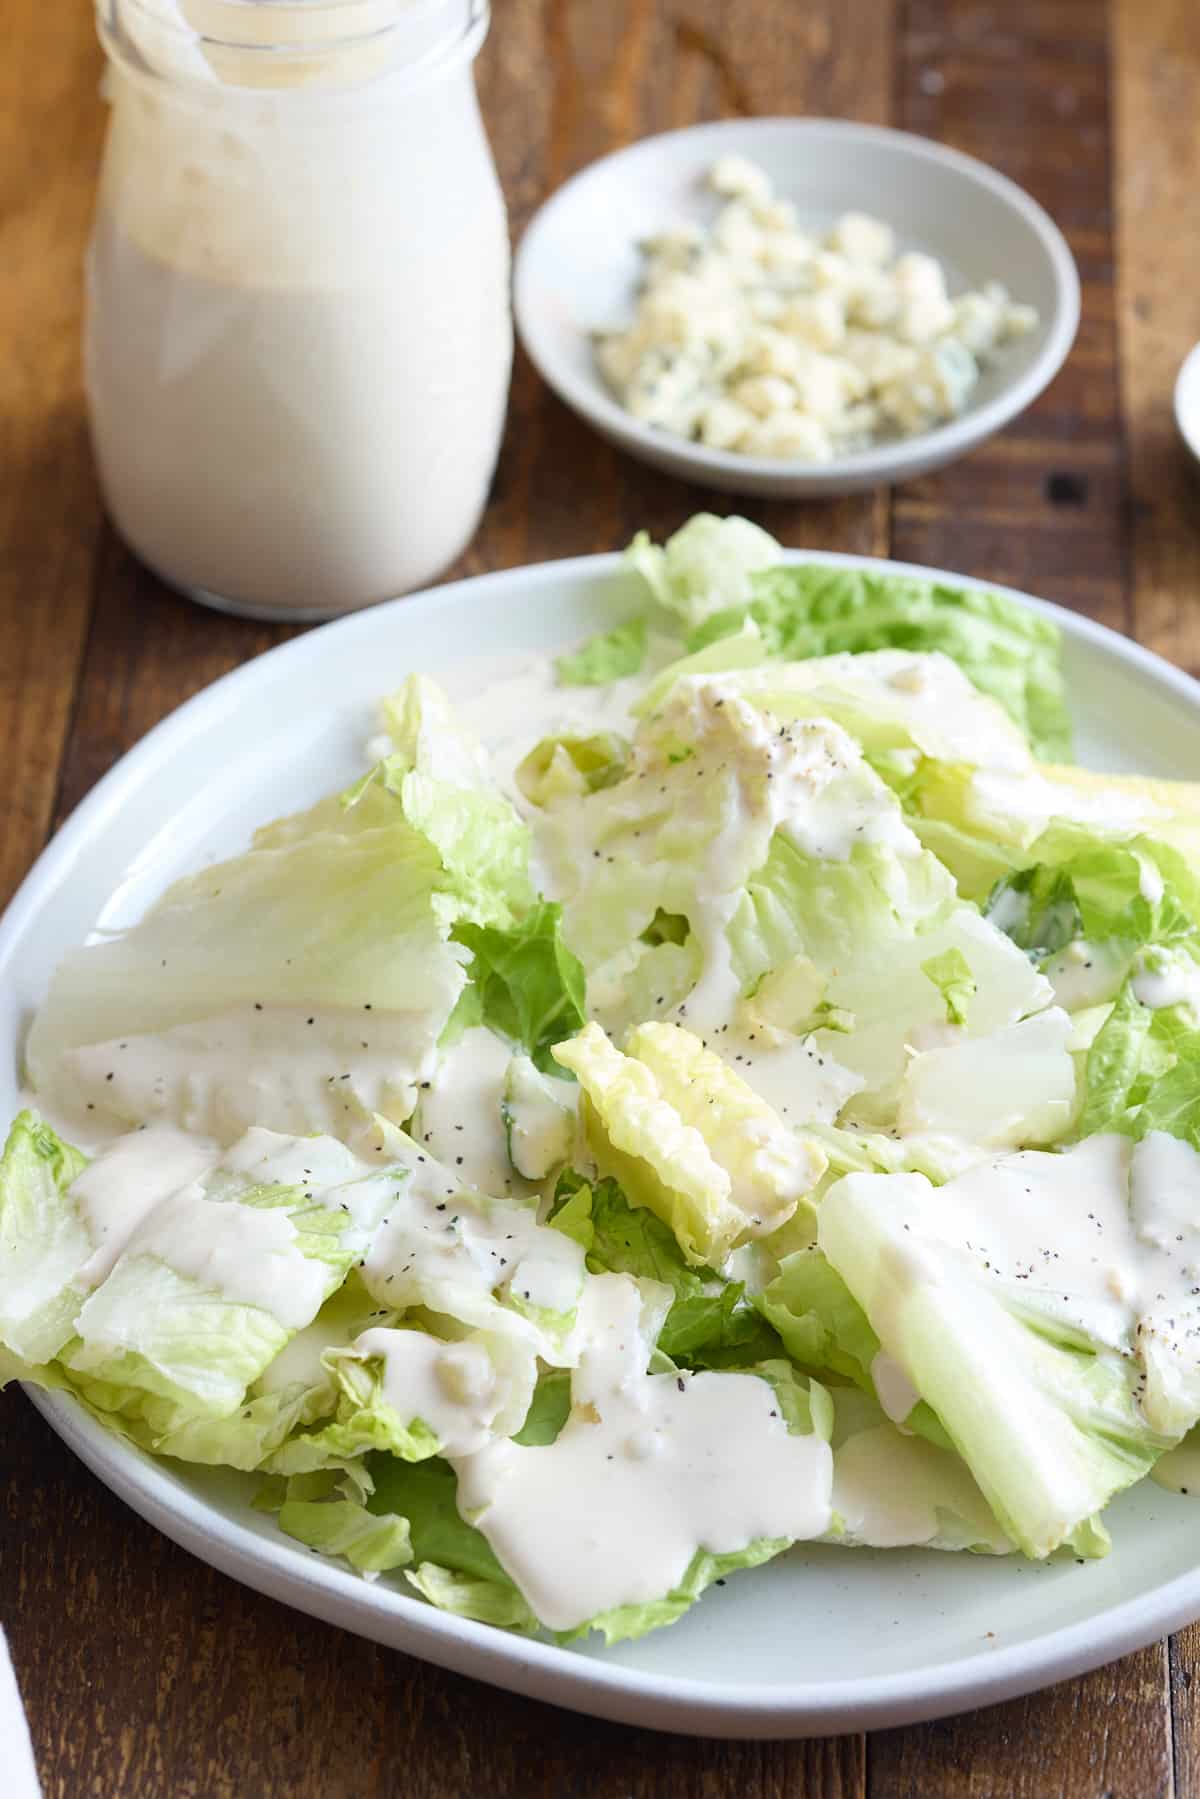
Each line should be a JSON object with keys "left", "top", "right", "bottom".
{"left": 668, "top": 682, "right": 918, "bottom": 864}
{"left": 447, "top": 642, "right": 669, "bottom": 816}
{"left": 73, "top": 1124, "right": 392, "bottom": 1336}
{"left": 699, "top": 651, "right": 1033, "bottom": 772}
{"left": 1132, "top": 951, "right": 1200, "bottom": 1017}
{"left": 897, "top": 1008, "right": 1078, "bottom": 1150}
{"left": 362, "top": 1138, "right": 585, "bottom": 1361}
{"left": 453, "top": 1273, "right": 832, "bottom": 1630}
{"left": 503, "top": 1055, "right": 577, "bottom": 1182}
{"left": 221, "top": 1126, "right": 366, "bottom": 1191}
{"left": 832, "top": 1421, "right": 1010, "bottom": 1552}
{"left": 70, "top": 1124, "right": 222, "bottom": 1288}
{"left": 60, "top": 1003, "right": 441, "bottom": 1145}
{"left": 832, "top": 1133, "right": 1200, "bottom": 1437}
{"left": 1150, "top": 1432, "right": 1200, "bottom": 1495}
{"left": 347, "top": 1326, "right": 526, "bottom": 1454}
{"left": 870, "top": 1351, "right": 920, "bottom": 1425}
{"left": 414, "top": 1027, "right": 520, "bottom": 1197}
{"left": 1042, "top": 940, "right": 1131, "bottom": 1012}
{"left": 717, "top": 1033, "right": 864, "bottom": 1130}
{"left": 117, "top": 1185, "right": 329, "bottom": 1330}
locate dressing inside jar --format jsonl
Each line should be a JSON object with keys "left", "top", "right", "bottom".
{"left": 86, "top": 0, "right": 512, "bottom": 620}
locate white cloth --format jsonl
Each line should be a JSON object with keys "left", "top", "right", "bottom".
{"left": 0, "top": 1627, "right": 41, "bottom": 1797}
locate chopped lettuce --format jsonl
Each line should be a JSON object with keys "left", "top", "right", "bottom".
{"left": 684, "top": 562, "right": 1071, "bottom": 760}
{"left": 549, "top": 1167, "right": 785, "bottom": 1370}
{"left": 451, "top": 1273, "right": 833, "bottom": 1639}
{"left": 0, "top": 1111, "right": 92, "bottom": 1365}
{"left": 501, "top": 1055, "right": 576, "bottom": 1180}
{"left": 452, "top": 903, "right": 587, "bottom": 1075}
{"left": 921, "top": 948, "right": 977, "bottom": 1026}
{"left": 1077, "top": 971, "right": 1200, "bottom": 1143}
{"left": 367, "top": 1454, "right": 540, "bottom": 1630}
{"left": 278, "top": 1490, "right": 414, "bottom": 1575}
{"left": 28, "top": 675, "right": 538, "bottom": 1144}
{"left": 827, "top": 1388, "right": 1011, "bottom": 1554}
{"left": 627, "top": 514, "right": 782, "bottom": 631}
{"left": 818, "top": 1137, "right": 1196, "bottom": 1556}
{"left": 515, "top": 732, "right": 629, "bottom": 807}
{"left": 555, "top": 616, "right": 648, "bottom": 686}
{"left": 640, "top": 648, "right": 1034, "bottom": 772}
{"left": 553, "top": 1022, "right": 825, "bottom": 1265}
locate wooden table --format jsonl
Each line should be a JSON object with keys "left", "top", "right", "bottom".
{"left": 3, "top": 0, "right": 1200, "bottom": 1791}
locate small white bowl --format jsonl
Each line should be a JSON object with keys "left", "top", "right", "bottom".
{"left": 514, "top": 117, "right": 1081, "bottom": 498}
{"left": 1175, "top": 342, "right": 1200, "bottom": 467}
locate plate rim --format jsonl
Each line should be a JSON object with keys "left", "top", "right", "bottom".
{"left": 7, "top": 545, "right": 1200, "bottom": 1739}
{"left": 513, "top": 116, "right": 1081, "bottom": 493}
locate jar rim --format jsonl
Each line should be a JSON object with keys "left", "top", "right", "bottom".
{"left": 97, "top": 0, "right": 489, "bottom": 98}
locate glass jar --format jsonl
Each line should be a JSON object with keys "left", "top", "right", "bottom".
{"left": 86, "top": 0, "right": 512, "bottom": 621}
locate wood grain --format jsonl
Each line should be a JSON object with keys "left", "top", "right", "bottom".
{"left": 1112, "top": 0, "right": 1200, "bottom": 1785}
{"left": 868, "top": 1645, "right": 1173, "bottom": 1799}
{"left": 0, "top": 2, "right": 106, "bottom": 906}
{"left": 1111, "top": 0, "right": 1200, "bottom": 676}
{"left": 891, "top": 0, "right": 1130, "bottom": 632}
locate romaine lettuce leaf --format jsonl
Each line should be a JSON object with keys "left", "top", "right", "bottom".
{"left": 452, "top": 903, "right": 587, "bottom": 1075}
{"left": 555, "top": 616, "right": 648, "bottom": 687}
{"left": 627, "top": 514, "right": 782, "bottom": 631}
{"left": 278, "top": 1491, "right": 414, "bottom": 1575}
{"left": 548, "top": 1167, "right": 784, "bottom": 1370}
{"left": 827, "top": 1388, "right": 1011, "bottom": 1554}
{"left": 640, "top": 649, "right": 1034, "bottom": 772}
{"left": 685, "top": 562, "right": 1071, "bottom": 759}
{"left": 0, "top": 1111, "right": 93, "bottom": 1365}
{"left": 515, "top": 733, "right": 629, "bottom": 808}
{"left": 818, "top": 1136, "right": 1197, "bottom": 1556}
{"left": 552, "top": 1022, "right": 825, "bottom": 1265}
{"left": 27, "top": 674, "right": 539, "bottom": 1144}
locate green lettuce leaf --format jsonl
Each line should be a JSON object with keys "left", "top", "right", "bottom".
{"left": 553, "top": 1023, "right": 825, "bottom": 1266}
{"left": 453, "top": 903, "right": 587, "bottom": 1075}
{"left": 0, "top": 1112, "right": 91, "bottom": 1365}
{"left": 827, "top": 1387, "right": 1011, "bottom": 1554}
{"left": 555, "top": 616, "right": 648, "bottom": 686}
{"left": 639, "top": 647, "right": 1034, "bottom": 773}
{"left": 818, "top": 1141, "right": 1190, "bottom": 1557}
{"left": 365, "top": 674, "right": 533, "bottom": 930}
{"left": 921, "top": 948, "right": 976, "bottom": 1026}
{"left": 549, "top": 1168, "right": 785, "bottom": 1370}
{"left": 515, "top": 733, "right": 629, "bottom": 807}
{"left": 450, "top": 1273, "right": 833, "bottom": 1639}
{"left": 685, "top": 562, "right": 1071, "bottom": 759}
{"left": 560, "top": 1539, "right": 789, "bottom": 1645}
{"left": 367, "top": 1453, "right": 539, "bottom": 1630}
{"left": 278, "top": 1492, "right": 414, "bottom": 1574}
{"left": 627, "top": 514, "right": 782, "bottom": 632}
{"left": 1077, "top": 970, "right": 1200, "bottom": 1143}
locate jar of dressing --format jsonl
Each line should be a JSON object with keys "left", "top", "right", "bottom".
{"left": 86, "top": 0, "right": 512, "bottom": 621}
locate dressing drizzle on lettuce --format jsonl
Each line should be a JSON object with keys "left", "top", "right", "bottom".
{"left": 9, "top": 513, "right": 1200, "bottom": 1646}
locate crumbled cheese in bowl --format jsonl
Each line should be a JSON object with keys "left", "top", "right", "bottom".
{"left": 595, "top": 153, "right": 1039, "bottom": 462}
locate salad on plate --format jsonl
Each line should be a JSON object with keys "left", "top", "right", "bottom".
{"left": 6, "top": 512, "right": 1200, "bottom": 1644}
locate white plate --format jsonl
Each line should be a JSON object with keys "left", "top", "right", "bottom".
{"left": 513, "top": 118, "right": 1080, "bottom": 498}
{"left": 1175, "top": 341, "right": 1200, "bottom": 468}
{"left": 6, "top": 550, "right": 1200, "bottom": 1739}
